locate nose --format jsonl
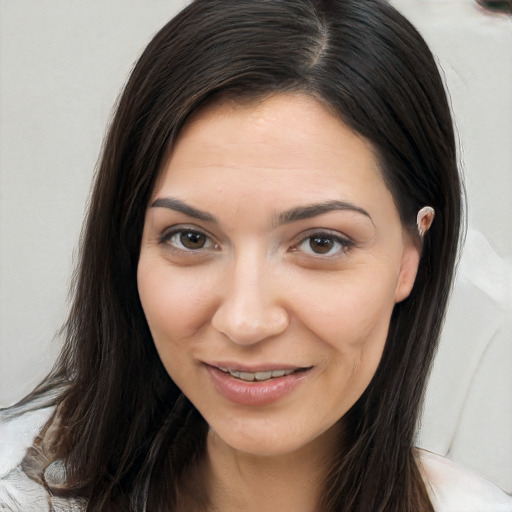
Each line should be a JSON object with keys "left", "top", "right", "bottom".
{"left": 211, "top": 257, "right": 290, "bottom": 345}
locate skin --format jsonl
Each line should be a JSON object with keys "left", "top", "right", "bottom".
{"left": 137, "top": 93, "right": 420, "bottom": 511}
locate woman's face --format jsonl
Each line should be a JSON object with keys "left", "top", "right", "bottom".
{"left": 138, "top": 93, "right": 420, "bottom": 458}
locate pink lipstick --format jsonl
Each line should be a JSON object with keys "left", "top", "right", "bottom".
{"left": 206, "top": 364, "right": 311, "bottom": 406}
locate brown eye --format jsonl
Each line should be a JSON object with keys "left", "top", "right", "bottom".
{"left": 179, "top": 231, "right": 207, "bottom": 249}
{"left": 294, "top": 232, "right": 352, "bottom": 257}
{"left": 309, "top": 236, "right": 335, "bottom": 254}
{"left": 161, "top": 229, "right": 216, "bottom": 251}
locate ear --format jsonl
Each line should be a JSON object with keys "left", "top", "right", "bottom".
{"left": 394, "top": 238, "right": 421, "bottom": 303}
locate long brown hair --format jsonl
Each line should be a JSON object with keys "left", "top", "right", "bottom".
{"left": 26, "top": 1, "right": 461, "bottom": 510}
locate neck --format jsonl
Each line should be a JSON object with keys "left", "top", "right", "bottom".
{"left": 204, "top": 424, "right": 341, "bottom": 512}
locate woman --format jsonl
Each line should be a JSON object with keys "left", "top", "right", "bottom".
{"left": 1, "top": 0, "right": 511, "bottom": 511}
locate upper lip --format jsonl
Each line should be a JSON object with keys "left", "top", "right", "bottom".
{"left": 206, "top": 361, "right": 309, "bottom": 373}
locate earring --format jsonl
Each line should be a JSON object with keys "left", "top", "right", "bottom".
{"left": 417, "top": 206, "right": 435, "bottom": 237}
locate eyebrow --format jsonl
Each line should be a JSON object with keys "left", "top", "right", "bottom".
{"left": 151, "top": 197, "right": 218, "bottom": 223}
{"left": 275, "top": 200, "right": 372, "bottom": 226}
{"left": 151, "top": 196, "right": 372, "bottom": 226}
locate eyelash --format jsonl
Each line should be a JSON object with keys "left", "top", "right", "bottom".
{"left": 159, "top": 227, "right": 219, "bottom": 252}
{"left": 291, "top": 230, "right": 354, "bottom": 257}
{"left": 159, "top": 227, "right": 354, "bottom": 258}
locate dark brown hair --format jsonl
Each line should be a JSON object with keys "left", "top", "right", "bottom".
{"left": 27, "top": 0, "right": 461, "bottom": 510}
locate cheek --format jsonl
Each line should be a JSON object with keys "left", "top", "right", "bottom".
{"left": 294, "top": 270, "right": 397, "bottom": 352}
{"left": 137, "top": 259, "right": 215, "bottom": 346}
{"left": 308, "top": 279, "right": 395, "bottom": 413}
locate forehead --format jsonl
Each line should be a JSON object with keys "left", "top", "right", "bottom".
{"left": 163, "top": 94, "right": 381, "bottom": 178}
{"left": 152, "top": 93, "right": 396, "bottom": 222}
{"left": 176, "top": 94, "right": 374, "bottom": 164}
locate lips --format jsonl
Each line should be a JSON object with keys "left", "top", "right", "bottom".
{"left": 205, "top": 364, "right": 311, "bottom": 406}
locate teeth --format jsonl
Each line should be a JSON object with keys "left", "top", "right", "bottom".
{"left": 220, "top": 368, "right": 297, "bottom": 382}
{"left": 255, "top": 371, "right": 272, "bottom": 381}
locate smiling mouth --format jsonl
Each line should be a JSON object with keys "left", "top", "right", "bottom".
{"left": 216, "top": 367, "right": 309, "bottom": 382}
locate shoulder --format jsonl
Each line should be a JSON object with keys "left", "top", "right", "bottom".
{"left": 0, "top": 390, "right": 85, "bottom": 511}
{"left": 0, "top": 402, "right": 56, "bottom": 511}
{"left": 419, "top": 449, "right": 512, "bottom": 512}
{"left": 0, "top": 402, "right": 55, "bottom": 478}
{"left": 0, "top": 382, "right": 68, "bottom": 478}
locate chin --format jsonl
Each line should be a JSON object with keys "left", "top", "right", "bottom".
{"left": 211, "top": 429, "right": 309, "bottom": 457}
{"left": 206, "top": 413, "right": 341, "bottom": 460}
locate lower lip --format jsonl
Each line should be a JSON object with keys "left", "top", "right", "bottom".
{"left": 206, "top": 366, "right": 310, "bottom": 406}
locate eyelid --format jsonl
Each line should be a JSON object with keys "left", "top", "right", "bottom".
{"left": 157, "top": 224, "right": 354, "bottom": 258}
{"left": 291, "top": 229, "right": 355, "bottom": 257}
{"left": 159, "top": 225, "right": 220, "bottom": 251}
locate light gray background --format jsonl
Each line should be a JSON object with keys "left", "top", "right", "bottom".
{"left": 1, "top": 0, "right": 511, "bottom": 493}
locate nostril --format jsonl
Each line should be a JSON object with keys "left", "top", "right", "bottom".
{"left": 211, "top": 302, "right": 289, "bottom": 346}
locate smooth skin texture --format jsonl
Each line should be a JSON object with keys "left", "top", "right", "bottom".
{"left": 137, "top": 93, "right": 421, "bottom": 511}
